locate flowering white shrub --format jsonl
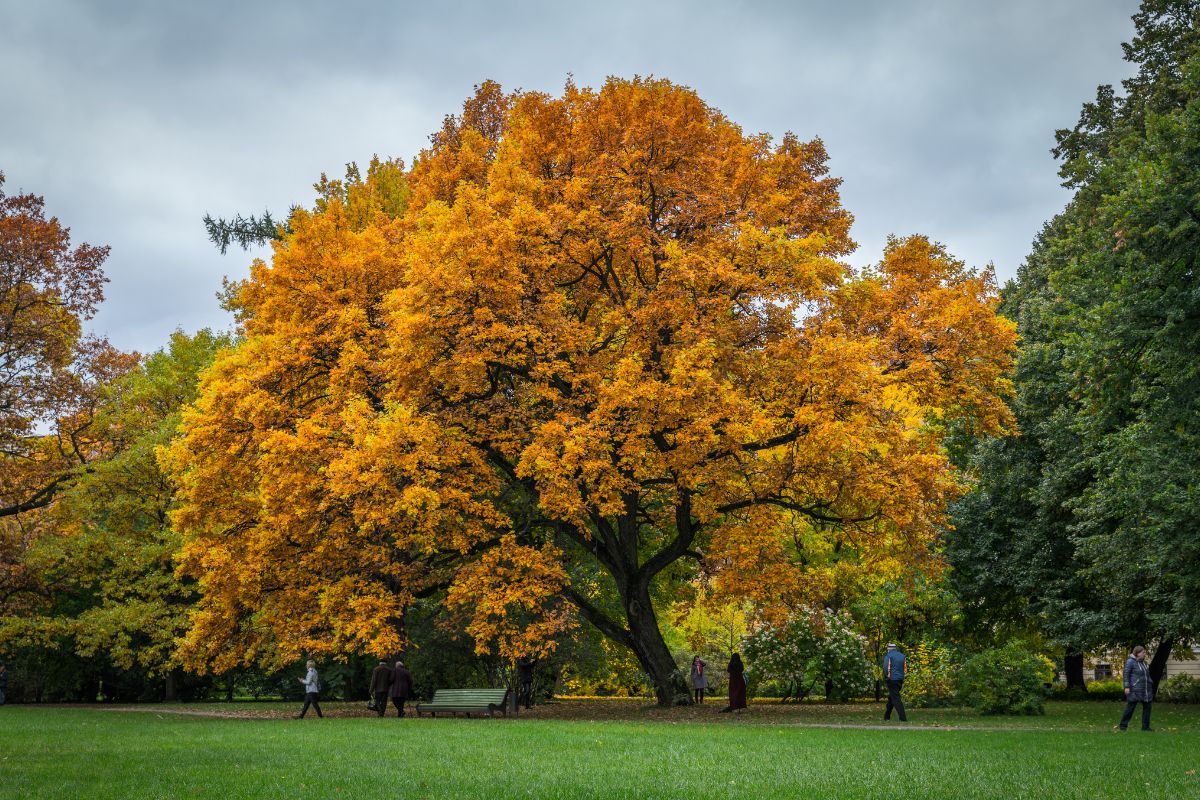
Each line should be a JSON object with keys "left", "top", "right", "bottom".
{"left": 743, "top": 609, "right": 873, "bottom": 701}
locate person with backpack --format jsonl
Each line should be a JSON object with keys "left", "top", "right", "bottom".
{"left": 296, "top": 660, "right": 324, "bottom": 719}
{"left": 370, "top": 659, "right": 392, "bottom": 717}
{"left": 882, "top": 643, "right": 908, "bottom": 722}
{"left": 1118, "top": 645, "right": 1154, "bottom": 731}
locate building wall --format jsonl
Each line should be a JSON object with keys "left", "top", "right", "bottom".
{"left": 1161, "top": 646, "right": 1200, "bottom": 680}
{"left": 1103, "top": 646, "right": 1200, "bottom": 681}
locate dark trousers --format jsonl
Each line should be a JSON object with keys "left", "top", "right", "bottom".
{"left": 299, "top": 692, "right": 323, "bottom": 718}
{"left": 693, "top": 688, "right": 705, "bottom": 704}
{"left": 374, "top": 691, "right": 388, "bottom": 717}
{"left": 884, "top": 679, "right": 907, "bottom": 721}
{"left": 519, "top": 679, "right": 534, "bottom": 709}
{"left": 391, "top": 696, "right": 407, "bottom": 717}
{"left": 1119, "top": 700, "right": 1152, "bottom": 730}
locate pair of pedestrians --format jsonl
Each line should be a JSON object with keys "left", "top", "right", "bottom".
{"left": 295, "top": 658, "right": 414, "bottom": 719}
{"left": 370, "top": 660, "right": 414, "bottom": 717}
{"left": 689, "top": 654, "right": 748, "bottom": 711}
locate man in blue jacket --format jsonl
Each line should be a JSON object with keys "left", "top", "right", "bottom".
{"left": 883, "top": 643, "right": 907, "bottom": 722}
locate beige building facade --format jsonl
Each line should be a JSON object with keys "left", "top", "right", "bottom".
{"left": 1089, "top": 645, "right": 1200, "bottom": 682}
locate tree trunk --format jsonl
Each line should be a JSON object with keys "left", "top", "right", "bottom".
{"left": 1064, "top": 651, "right": 1085, "bottom": 691}
{"left": 874, "top": 678, "right": 882, "bottom": 702}
{"left": 623, "top": 580, "right": 690, "bottom": 706}
{"left": 164, "top": 669, "right": 180, "bottom": 702}
{"left": 1149, "top": 637, "right": 1173, "bottom": 701}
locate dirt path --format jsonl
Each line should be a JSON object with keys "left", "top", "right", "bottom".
{"left": 83, "top": 703, "right": 1047, "bottom": 732}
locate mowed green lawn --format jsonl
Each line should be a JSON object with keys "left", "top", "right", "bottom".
{"left": 1, "top": 703, "right": 1198, "bottom": 799}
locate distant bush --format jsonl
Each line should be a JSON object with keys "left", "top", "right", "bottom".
{"left": 1160, "top": 674, "right": 1200, "bottom": 704}
{"left": 1048, "top": 679, "right": 1123, "bottom": 701}
{"left": 957, "top": 642, "right": 1054, "bottom": 715}
{"left": 1089, "top": 679, "right": 1126, "bottom": 700}
{"left": 904, "top": 640, "right": 960, "bottom": 708}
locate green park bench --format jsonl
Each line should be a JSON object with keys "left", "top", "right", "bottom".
{"left": 414, "top": 688, "right": 511, "bottom": 718}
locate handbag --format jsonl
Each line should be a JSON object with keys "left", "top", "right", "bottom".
{"left": 366, "top": 696, "right": 377, "bottom": 711}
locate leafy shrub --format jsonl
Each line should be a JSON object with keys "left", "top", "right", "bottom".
{"left": 957, "top": 642, "right": 1054, "bottom": 715}
{"left": 1048, "top": 679, "right": 1123, "bottom": 701}
{"left": 903, "top": 640, "right": 960, "bottom": 708}
{"left": 1081, "top": 679, "right": 1126, "bottom": 701}
{"left": 1160, "top": 674, "right": 1200, "bottom": 704}
{"left": 743, "top": 609, "right": 873, "bottom": 701}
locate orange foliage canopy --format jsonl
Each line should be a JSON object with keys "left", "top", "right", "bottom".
{"left": 166, "top": 79, "right": 1015, "bottom": 693}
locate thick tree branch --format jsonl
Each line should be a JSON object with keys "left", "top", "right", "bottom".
{"left": 0, "top": 474, "right": 70, "bottom": 518}
{"left": 637, "top": 488, "right": 697, "bottom": 583}
{"left": 563, "top": 586, "right": 633, "bottom": 650}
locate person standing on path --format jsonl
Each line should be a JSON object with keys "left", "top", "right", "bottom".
{"left": 1118, "top": 645, "right": 1154, "bottom": 731}
{"left": 690, "top": 655, "right": 708, "bottom": 704}
{"left": 296, "top": 660, "right": 324, "bottom": 719}
{"left": 517, "top": 656, "right": 536, "bottom": 709}
{"left": 883, "top": 643, "right": 908, "bottom": 722}
{"left": 370, "top": 660, "right": 393, "bottom": 717}
{"left": 722, "top": 653, "right": 747, "bottom": 712}
{"left": 389, "top": 660, "right": 413, "bottom": 717}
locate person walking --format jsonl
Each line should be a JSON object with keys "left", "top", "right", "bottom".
{"left": 370, "top": 659, "right": 393, "bottom": 717}
{"left": 690, "top": 655, "right": 708, "bottom": 704}
{"left": 882, "top": 643, "right": 908, "bottom": 722}
{"left": 0, "top": 663, "right": 7, "bottom": 706}
{"left": 296, "top": 660, "right": 324, "bottom": 719}
{"left": 389, "top": 660, "right": 413, "bottom": 718}
{"left": 721, "top": 653, "right": 747, "bottom": 712}
{"left": 1118, "top": 645, "right": 1154, "bottom": 731}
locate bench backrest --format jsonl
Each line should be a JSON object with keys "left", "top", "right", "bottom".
{"left": 429, "top": 688, "right": 509, "bottom": 705}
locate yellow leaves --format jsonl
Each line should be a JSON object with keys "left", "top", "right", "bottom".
{"left": 165, "top": 77, "right": 1018, "bottom": 676}
{"left": 832, "top": 235, "right": 1018, "bottom": 437}
{"left": 445, "top": 536, "right": 574, "bottom": 661}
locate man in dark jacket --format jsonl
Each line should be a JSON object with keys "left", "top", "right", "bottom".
{"left": 883, "top": 643, "right": 908, "bottom": 722}
{"left": 1118, "top": 645, "right": 1154, "bottom": 731}
{"left": 370, "top": 660, "right": 392, "bottom": 717}
{"left": 389, "top": 660, "right": 413, "bottom": 717}
{"left": 517, "top": 656, "right": 536, "bottom": 709}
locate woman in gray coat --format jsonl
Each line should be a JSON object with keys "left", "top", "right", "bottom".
{"left": 1118, "top": 646, "right": 1154, "bottom": 731}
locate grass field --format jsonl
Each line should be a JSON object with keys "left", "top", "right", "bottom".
{"left": 2, "top": 702, "right": 1198, "bottom": 799}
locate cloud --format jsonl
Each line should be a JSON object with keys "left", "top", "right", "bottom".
{"left": 0, "top": 0, "right": 1139, "bottom": 353}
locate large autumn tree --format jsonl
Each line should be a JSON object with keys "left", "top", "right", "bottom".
{"left": 168, "top": 79, "right": 1016, "bottom": 704}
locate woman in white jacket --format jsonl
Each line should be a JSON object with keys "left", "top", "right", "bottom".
{"left": 296, "top": 660, "right": 324, "bottom": 719}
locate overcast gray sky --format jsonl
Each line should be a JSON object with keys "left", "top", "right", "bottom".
{"left": 2, "top": 0, "right": 1140, "bottom": 355}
